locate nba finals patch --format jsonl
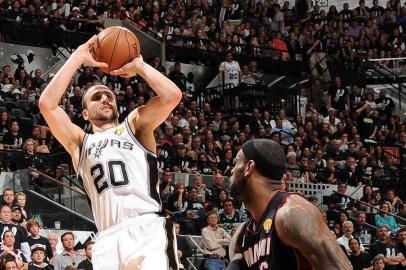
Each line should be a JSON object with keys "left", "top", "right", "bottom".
{"left": 115, "top": 127, "right": 124, "bottom": 136}
{"left": 263, "top": 218, "right": 273, "bottom": 233}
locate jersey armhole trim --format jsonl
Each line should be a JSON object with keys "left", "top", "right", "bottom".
{"left": 77, "top": 133, "right": 89, "bottom": 172}
{"left": 124, "top": 117, "right": 157, "bottom": 157}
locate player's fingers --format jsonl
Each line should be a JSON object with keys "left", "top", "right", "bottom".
{"left": 110, "top": 68, "right": 125, "bottom": 76}
{"left": 91, "top": 60, "right": 108, "bottom": 68}
{"left": 86, "top": 35, "right": 98, "bottom": 47}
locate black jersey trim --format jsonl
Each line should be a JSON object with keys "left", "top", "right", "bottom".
{"left": 77, "top": 133, "right": 89, "bottom": 171}
{"left": 124, "top": 117, "right": 157, "bottom": 157}
{"left": 163, "top": 217, "right": 180, "bottom": 270}
{"left": 145, "top": 152, "right": 162, "bottom": 207}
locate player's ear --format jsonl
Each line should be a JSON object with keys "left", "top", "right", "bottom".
{"left": 82, "top": 109, "right": 89, "bottom": 121}
{"left": 244, "top": 160, "right": 255, "bottom": 178}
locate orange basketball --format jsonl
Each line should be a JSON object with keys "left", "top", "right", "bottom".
{"left": 92, "top": 26, "right": 141, "bottom": 74}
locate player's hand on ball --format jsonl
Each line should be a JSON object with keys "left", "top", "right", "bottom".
{"left": 110, "top": 56, "right": 144, "bottom": 78}
{"left": 74, "top": 35, "right": 108, "bottom": 68}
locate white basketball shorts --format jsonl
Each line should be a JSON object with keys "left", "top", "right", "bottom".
{"left": 92, "top": 214, "right": 179, "bottom": 270}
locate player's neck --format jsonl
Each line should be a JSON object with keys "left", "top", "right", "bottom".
{"left": 245, "top": 181, "right": 278, "bottom": 223}
{"left": 92, "top": 121, "right": 118, "bottom": 132}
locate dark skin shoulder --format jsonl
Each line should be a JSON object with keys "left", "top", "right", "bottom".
{"left": 275, "top": 194, "right": 352, "bottom": 270}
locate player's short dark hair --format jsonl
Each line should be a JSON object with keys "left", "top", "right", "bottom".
{"left": 61, "top": 232, "right": 75, "bottom": 242}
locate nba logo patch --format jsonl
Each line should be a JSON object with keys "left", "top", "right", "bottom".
{"left": 115, "top": 127, "right": 124, "bottom": 136}
{"left": 263, "top": 218, "right": 273, "bottom": 233}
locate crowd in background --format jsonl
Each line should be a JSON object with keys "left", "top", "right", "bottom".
{"left": 2, "top": 0, "right": 406, "bottom": 65}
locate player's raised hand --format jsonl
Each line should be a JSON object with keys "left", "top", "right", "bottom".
{"left": 73, "top": 35, "right": 108, "bottom": 68}
{"left": 110, "top": 55, "right": 144, "bottom": 78}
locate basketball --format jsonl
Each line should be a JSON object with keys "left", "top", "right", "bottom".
{"left": 92, "top": 26, "right": 141, "bottom": 74}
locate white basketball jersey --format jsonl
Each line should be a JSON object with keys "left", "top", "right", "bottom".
{"left": 77, "top": 118, "right": 161, "bottom": 231}
{"left": 219, "top": 61, "right": 240, "bottom": 87}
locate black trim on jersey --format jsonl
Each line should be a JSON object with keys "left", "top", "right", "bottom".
{"left": 164, "top": 217, "right": 179, "bottom": 270}
{"left": 124, "top": 117, "right": 157, "bottom": 157}
{"left": 77, "top": 133, "right": 89, "bottom": 171}
{"left": 146, "top": 153, "right": 161, "bottom": 206}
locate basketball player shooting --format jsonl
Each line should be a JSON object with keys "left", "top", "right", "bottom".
{"left": 39, "top": 36, "right": 181, "bottom": 270}
{"left": 227, "top": 139, "right": 352, "bottom": 270}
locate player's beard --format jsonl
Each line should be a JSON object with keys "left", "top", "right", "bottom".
{"left": 229, "top": 173, "right": 247, "bottom": 200}
{"left": 94, "top": 109, "right": 119, "bottom": 122}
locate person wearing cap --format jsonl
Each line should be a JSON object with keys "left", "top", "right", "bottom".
{"left": 76, "top": 241, "right": 93, "bottom": 270}
{"left": 66, "top": 7, "right": 83, "bottom": 31}
{"left": 29, "top": 245, "right": 53, "bottom": 270}
{"left": 26, "top": 220, "right": 52, "bottom": 262}
{"left": 228, "top": 139, "right": 352, "bottom": 270}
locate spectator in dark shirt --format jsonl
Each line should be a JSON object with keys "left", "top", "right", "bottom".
{"left": 28, "top": 244, "right": 54, "bottom": 270}
{"left": 27, "top": 219, "right": 53, "bottom": 262}
{"left": 328, "top": 76, "right": 349, "bottom": 112}
{"left": 349, "top": 238, "right": 371, "bottom": 270}
{"left": 174, "top": 222, "right": 192, "bottom": 269}
{"left": 168, "top": 62, "right": 186, "bottom": 92}
{"left": 79, "top": 8, "right": 104, "bottom": 35}
{"left": 2, "top": 121, "right": 25, "bottom": 150}
{"left": 76, "top": 241, "right": 93, "bottom": 270}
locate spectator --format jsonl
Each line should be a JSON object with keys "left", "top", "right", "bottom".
{"left": 374, "top": 202, "right": 399, "bottom": 233}
{"left": 28, "top": 244, "right": 53, "bottom": 270}
{"left": 218, "top": 199, "right": 241, "bottom": 234}
{"left": 201, "top": 211, "right": 230, "bottom": 270}
{"left": 76, "top": 241, "right": 92, "bottom": 270}
{"left": 209, "top": 173, "right": 226, "bottom": 201}
{"left": 168, "top": 62, "right": 186, "bottom": 92}
{"left": 372, "top": 254, "right": 386, "bottom": 270}
{"left": 328, "top": 76, "right": 349, "bottom": 113}
{"left": 353, "top": 211, "right": 374, "bottom": 244}
{"left": 0, "top": 230, "right": 28, "bottom": 270}
{"left": 348, "top": 238, "right": 371, "bottom": 270}
{"left": 14, "top": 193, "right": 30, "bottom": 224}
{"left": 46, "top": 233, "right": 59, "bottom": 258}
{"left": 173, "top": 222, "right": 192, "bottom": 270}
{"left": 50, "top": 232, "right": 82, "bottom": 270}
{"left": 2, "top": 121, "right": 25, "bottom": 150}
{"left": 1, "top": 189, "right": 15, "bottom": 208}
{"left": 0, "top": 205, "right": 30, "bottom": 263}
{"left": 26, "top": 220, "right": 52, "bottom": 262}
{"left": 336, "top": 221, "right": 365, "bottom": 254}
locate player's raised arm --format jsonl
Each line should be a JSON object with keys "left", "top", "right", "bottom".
{"left": 111, "top": 57, "right": 182, "bottom": 148}
{"left": 39, "top": 36, "right": 108, "bottom": 157}
{"left": 111, "top": 57, "right": 182, "bottom": 130}
{"left": 275, "top": 195, "right": 352, "bottom": 270}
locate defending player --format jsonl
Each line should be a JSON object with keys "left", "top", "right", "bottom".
{"left": 39, "top": 36, "right": 181, "bottom": 269}
{"left": 227, "top": 139, "right": 352, "bottom": 270}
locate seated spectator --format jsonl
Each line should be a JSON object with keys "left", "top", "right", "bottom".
{"left": 218, "top": 199, "right": 241, "bottom": 234}
{"left": 11, "top": 206, "right": 27, "bottom": 232}
{"left": 209, "top": 173, "right": 227, "bottom": 201}
{"left": 2, "top": 121, "right": 25, "bottom": 150}
{"left": 0, "top": 205, "right": 30, "bottom": 262}
{"left": 0, "top": 230, "right": 28, "bottom": 270}
{"left": 353, "top": 211, "right": 375, "bottom": 244}
{"left": 167, "top": 182, "right": 187, "bottom": 214}
{"left": 174, "top": 222, "right": 192, "bottom": 270}
{"left": 374, "top": 202, "right": 399, "bottom": 233}
{"left": 26, "top": 220, "right": 53, "bottom": 262}
{"left": 50, "top": 232, "right": 82, "bottom": 270}
{"left": 396, "top": 228, "right": 406, "bottom": 257}
{"left": 1, "top": 188, "right": 15, "bottom": 207}
{"left": 371, "top": 254, "right": 386, "bottom": 270}
{"left": 28, "top": 244, "right": 53, "bottom": 270}
{"left": 336, "top": 221, "right": 365, "bottom": 255}
{"left": 76, "top": 241, "right": 92, "bottom": 270}
{"left": 348, "top": 238, "right": 371, "bottom": 270}
{"left": 15, "top": 193, "right": 31, "bottom": 224}
{"left": 369, "top": 225, "right": 404, "bottom": 270}
{"left": 46, "top": 234, "right": 59, "bottom": 258}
